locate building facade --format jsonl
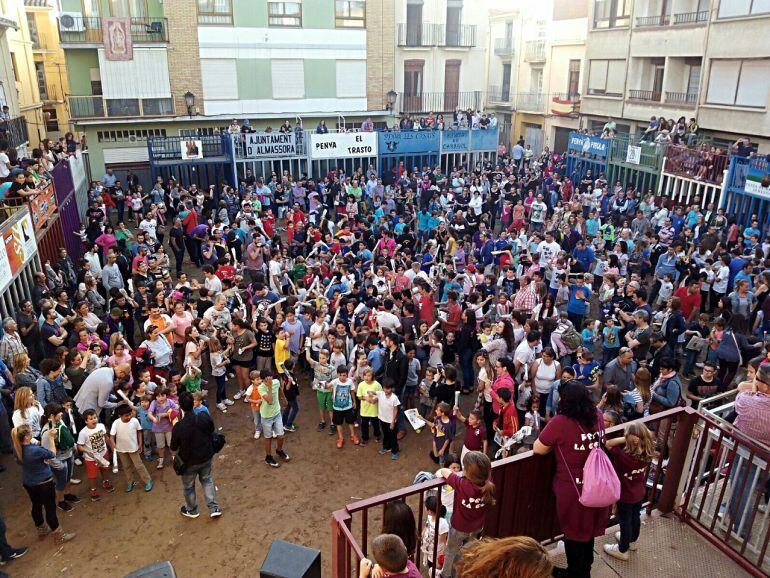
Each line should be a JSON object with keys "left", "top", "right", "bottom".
{"left": 394, "top": 0, "right": 487, "bottom": 119}
{"left": 60, "top": 0, "right": 395, "bottom": 180}
{"left": 580, "top": 0, "right": 770, "bottom": 151}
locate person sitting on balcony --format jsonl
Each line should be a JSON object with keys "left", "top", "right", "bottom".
{"left": 0, "top": 140, "right": 10, "bottom": 179}
{"left": 654, "top": 130, "right": 672, "bottom": 146}
{"left": 731, "top": 137, "right": 755, "bottom": 158}
{"left": 685, "top": 118, "right": 699, "bottom": 146}
{"left": 640, "top": 116, "right": 659, "bottom": 143}
{"left": 3, "top": 170, "right": 37, "bottom": 206}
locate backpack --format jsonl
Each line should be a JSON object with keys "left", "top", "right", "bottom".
{"left": 561, "top": 326, "right": 583, "bottom": 351}
{"left": 558, "top": 421, "right": 620, "bottom": 508}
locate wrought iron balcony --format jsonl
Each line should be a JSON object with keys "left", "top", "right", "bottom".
{"left": 493, "top": 37, "right": 514, "bottom": 56}
{"left": 636, "top": 14, "right": 669, "bottom": 27}
{"left": 0, "top": 116, "right": 29, "bottom": 150}
{"left": 516, "top": 91, "right": 545, "bottom": 112}
{"left": 523, "top": 40, "right": 545, "bottom": 62}
{"left": 487, "top": 86, "right": 512, "bottom": 104}
{"left": 673, "top": 10, "right": 709, "bottom": 25}
{"left": 665, "top": 91, "right": 698, "bottom": 106}
{"left": 628, "top": 89, "right": 662, "bottom": 102}
{"left": 398, "top": 91, "right": 483, "bottom": 114}
{"left": 396, "top": 23, "right": 477, "bottom": 48}
{"left": 58, "top": 16, "right": 169, "bottom": 44}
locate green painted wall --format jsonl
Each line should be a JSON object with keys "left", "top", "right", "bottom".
{"left": 60, "top": 0, "right": 82, "bottom": 12}
{"left": 66, "top": 50, "right": 99, "bottom": 95}
{"left": 302, "top": 1, "right": 335, "bottom": 29}
{"left": 233, "top": 0, "right": 267, "bottom": 27}
{"left": 60, "top": 0, "right": 164, "bottom": 18}
{"left": 304, "top": 60, "right": 336, "bottom": 98}
{"left": 237, "top": 59, "right": 272, "bottom": 100}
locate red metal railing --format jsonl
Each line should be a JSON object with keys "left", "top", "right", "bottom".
{"left": 663, "top": 144, "right": 729, "bottom": 185}
{"left": 331, "top": 408, "right": 691, "bottom": 577}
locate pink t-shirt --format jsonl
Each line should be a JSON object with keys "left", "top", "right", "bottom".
{"left": 171, "top": 311, "right": 194, "bottom": 346}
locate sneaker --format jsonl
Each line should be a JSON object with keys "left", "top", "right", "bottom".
{"left": 284, "top": 424, "right": 297, "bottom": 432}
{"left": 276, "top": 449, "right": 291, "bottom": 462}
{"left": 227, "top": 373, "right": 235, "bottom": 379}
{"left": 759, "top": 502, "right": 768, "bottom": 513}
{"left": 316, "top": 421, "right": 326, "bottom": 432}
{"left": 74, "top": 458, "right": 83, "bottom": 466}
{"left": 8, "top": 547, "right": 28, "bottom": 561}
{"left": 180, "top": 506, "right": 200, "bottom": 519}
{"left": 144, "top": 454, "right": 154, "bottom": 462}
{"left": 254, "top": 430, "right": 262, "bottom": 440}
{"left": 90, "top": 490, "right": 100, "bottom": 502}
{"left": 125, "top": 481, "right": 135, "bottom": 493}
{"left": 391, "top": 452, "right": 399, "bottom": 460}
{"left": 69, "top": 478, "right": 82, "bottom": 485}
{"left": 64, "top": 493, "right": 81, "bottom": 503}
{"left": 224, "top": 398, "right": 235, "bottom": 406}
{"left": 265, "top": 455, "right": 280, "bottom": 468}
{"left": 352, "top": 435, "right": 360, "bottom": 445}
{"left": 157, "top": 458, "right": 165, "bottom": 470}
{"left": 144, "top": 481, "right": 154, "bottom": 492}
{"left": 232, "top": 390, "right": 244, "bottom": 400}
{"left": 56, "top": 500, "right": 74, "bottom": 513}
{"left": 378, "top": 448, "right": 389, "bottom": 455}
{"left": 603, "top": 543, "right": 629, "bottom": 561}
{"left": 329, "top": 424, "right": 337, "bottom": 436}
{"left": 614, "top": 532, "right": 638, "bottom": 551}
{"left": 210, "top": 507, "right": 223, "bottom": 518}
{"left": 53, "top": 530, "right": 76, "bottom": 545}
{"left": 360, "top": 440, "right": 368, "bottom": 447}
{"left": 216, "top": 402, "right": 227, "bottom": 412}
{"left": 102, "top": 481, "right": 116, "bottom": 493}
{"left": 336, "top": 438, "right": 344, "bottom": 449}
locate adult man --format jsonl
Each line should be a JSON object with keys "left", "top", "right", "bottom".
{"left": 625, "top": 311, "right": 652, "bottom": 363}
{"left": 601, "top": 347, "right": 638, "bottom": 392}
{"left": 170, "top": 392, "right": 222, "bottom": 518}
{"left": 382, "top": 333, "right": 408, "bottom": 397}
{"left": 74, "top": 364, "right": 131, "bottom": 416}
{"left": 101, "top": 168, "right": 117, "bottom": 191}
{"left": 647, "top": 332, "right": 673, "bottom": 382}
{"left": 101, "top": 251, "right": 124, "bottom": 293}
{"left": 40, "top": 307, "right": 67, "bottom": 359}
{"left": 0, "top": 318, "right": 26, "bottom": 366}
{"left": 529, "top": 194, "right": 547, "bottom": 233}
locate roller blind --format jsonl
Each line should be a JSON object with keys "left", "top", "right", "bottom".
{"left": 336, "top": 60, "right": 366, "bottom": 98}
{"left": 588, "top": 60, "right": 608, "bottom": 92}
{"left": 201, "top": 59, "right": 237, "bottom": 100}
{"left": 272, "top": 60, "right": 305, "bottom": 99}
{"left": 606, "top": 60, "right": 625, "bottom": 96}
{"left": 736, "top": 59, "right": 770, "bottom": 107}
{"left": 706, "top": 60, "right": 740, "bottom": 104}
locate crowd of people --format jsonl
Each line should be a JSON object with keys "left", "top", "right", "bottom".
{"left": 0, "top": 122, "right": 767, "bottom": 577}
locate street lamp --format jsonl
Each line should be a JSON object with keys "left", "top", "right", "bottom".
{"left": 184, "top": 91, "right": 195, "bottom": 118}
{"left": 386, "top": 90, "right": 398, "bottom": 113}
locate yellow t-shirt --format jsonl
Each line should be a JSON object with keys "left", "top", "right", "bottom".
{"left": 274, "top": 338, "right": 289, "bottom": 373}
{"left": 357, "top": 380, "right": 382, "bottom": 418}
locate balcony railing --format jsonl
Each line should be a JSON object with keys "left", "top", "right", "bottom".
{"left": 516, "top": 91, "right": 545, "bottom": 111}
{"left": 673, "top": 10, "right": 709, "bottom": 25}
{"left": 0, "top": 116, "right": 29, "bottom": 150}
{"left": 663, "top": 144, "right": 728, "bottom": 185}
{"left": 523, "top": 39, "right": 546, "bottom": 62}
{"left": 444, "top": 24, "right": 476, "bottom": 47}
{"left": 396, "top": 23, "right": 476, "bottom": 47}
{"left": 487, "top": 85, "right": 512, "bottom": 103}
{"left": 636, "top": 14, "right": 670, "bottom": 27}
{"left": 629, "top": 89, "right": 662, "bottom": 102}
{"left": 69, "top": 95, "right": 175, "bottom": 119}
{"left": 58, "top": 16, "right": 169, "bottom": 44}
{"left": 398, "top": 91, "right": 483, "bottom": 114}
{"left": 666, "top": 91, "right": 698, "bottom": 105}
{"left": 493, "top": 37, "right": 514, "bottom": 56}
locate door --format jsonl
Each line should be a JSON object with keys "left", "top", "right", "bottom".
{"left": 504, "top": 20, "right": 513, "bottom": 42}
{"left": 568, "top": 60, "right": 581, "bottom": 98}
{"left": 444, "top": 60, "right": 461, "bottom": 111}
{"left": 446, "top": 0, "right": 462, "bottom": 46}
{"left": 404, "top": 60, "right": 424, "bottom": 112}
{"left": 687, "top": 60, "right": 701, "bottom": 102}
{"left": 524, "top": 123, "right": 542, "bottom": 155}
{"left": 501, "top": 63, "right": 511, "bottom": 101}
{"left": 406, "top": 0, "right": 423, "bottom": 46}
{"left": 653, "top": 65, "right": 664, "bottom": 101}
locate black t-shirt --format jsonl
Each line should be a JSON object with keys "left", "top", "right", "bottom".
{"left": 688, "top": 375, "right": 718, "bottom": 399}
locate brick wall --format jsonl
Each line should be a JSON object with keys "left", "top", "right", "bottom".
{"left": 165, "top": 0, "right": 204, "bottom": 116}
{"left": 366, "top": 0, "right": 395, "bottom": 112}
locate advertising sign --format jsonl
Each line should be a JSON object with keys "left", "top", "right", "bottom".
{"left": 567, "top": 132, "right": 609, "bottom": 158}
{"left": 243, "top": 132, "right": 298, "bottom": 159}
{"left": 309, "top": 132, "right": 378, "bottom": 160}
{"left": 181, "top": 140, "right": 203, "bottom": 160}
{"left": 470, "top": 129, "right": 499, "bottom": 151}
{"left": 378, "top": 130, "right": 440, "bottom": 155}
{"left": 626, "top": 145, "right": 642, "bottom": 165}
{"left": 441, "top": 130, "right": 470, "bottom": 153}
{"left": 29, "top": 183, "right": 57, "bottom": 231}
{"left": 745, "top": 165, "right": 770, "bottom": 200}
{"left": 0, "top": 211, "right": 37, "bottom": 293}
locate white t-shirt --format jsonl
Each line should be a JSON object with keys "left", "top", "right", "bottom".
{"left": 139, "top": 218, "right": 157, "bottom": 241}
{"left": 77, "top": 423, "right": 109, "bottom": 461}
{"left": 530, "top": 201, "right": 547, "bottom": 223}
{"left": 375, "top": 390, "right": 400, "bottom": 423}
{"left": 204, "top": 275, "right": 222, "bottom": 294}
{"left": 12, "top": 404, "right": 44, "bottom": 437}
{"left": 310, "top": 321, "right": 329, "bottom": 351}
{"left": 713, "top": 265, "right": 729, "bottom": 293}
{"left": 537, "top": 240, "right": 561, "bottom": 268}
{"left": 269, "top": 259, "right": 282, "bottom": 293}
{"left": 110, "top": 417, "right": 142, "bottom": 453}
{"left": 0, "top": 152, "right": 9, "bottom": 178}
{"left": 513, "top": 341, "right": 536, "bottom": 381}
{"left": 376, "top": 310, "right": 402, "bottom": 333}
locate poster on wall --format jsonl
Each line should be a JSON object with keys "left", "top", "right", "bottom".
{"left": 745, "top": 165, "right": 770, "bottom": 200}
{"left": 29, "top": 183, "right": 57, "bottom": 231}
{"left": 309, "top": 132, "right": 378, "bottom": 160}
{"left": 181, "top": 140, "right": 204, "bottom": 160}
{"left": 0, "top": 212, "right": 37, "bottom": 294}
{"left": 102, "top": 17, "right": 133, "bottom": 61}
{"left": 243, "top": 132, "right": 298, "bottom": 159}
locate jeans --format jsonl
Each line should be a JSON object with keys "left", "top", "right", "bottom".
{"left": 0, "top": 514, "right": 12, "bottom": 560}
{"left": 683, "top": 348, "right": 699, "bottom": 376}
{"left": 215, "top": 374, "right": 227, "bottom": 404}
{"left": 181, "top": 459, "right": 218, "bottom": 514}
{"left": 381, "top": 420, "right": 399, "bottom": 454}
{"left": 727, "top": 460, "right": 762, "bottom": 539}
{"left": 360, "top": 415, "right": 381, "bottom": 442}
{"left": 23, "top": 479, "right": 59, "bottom": 531}
{"left": 172, "top": 245, "right": 185, "bottom": 275}
{"left": 440, "top": 526, "right": 481, "bottom": 578}
{"left": 251, "top": 409, "right": 262, "bottom": 434}
{"left": 617, "top": 500, "right": 642, "bottom": 553}
{"left": 563, "top": 538, "right": 594, "bottom": 578}
{"left": 282, "top": 398, "right": 299, "bottom": 428}
{"left": 459, "top": 349, "right": 475, "bottom": 392}
{"left": 567, "top": 311, "right": 585, "bottom": 331}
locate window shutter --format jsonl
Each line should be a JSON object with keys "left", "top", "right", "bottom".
{"left": 201, "top": 59, "right": 238, "bottom": 100}
{"left": 736, "top": 59, "right": 770, "bottom": 108}
{"left": 706, "top": 60, "right": 740, "bottom": 105}
{"left": 588, "top": 60, "right": 608, "bottom": 92}
{"left": 271, "top": 60, "right": 305, "bottom": 99}
{"left": 336, "top": 61, "right": 366, "bottom": 98}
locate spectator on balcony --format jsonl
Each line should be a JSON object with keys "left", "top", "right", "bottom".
{"left": 0, "top": 140, "right": 10, "bottom": 179}
{"left": 640, "top": 116, "right": 659, "bottom": 143}
{"left": 227, "top": 119, "right": 240, "bottom": 136}
{"left": 653, "top": 130, "right": 672, "bottom": 146}
{"left": 601, "top": 117, "right": 616, "bottom": 139}
{"left": 685, "top": 118, "right": 699, "bottom": 146}
{"left": 731, "top": 137, "right": 755, "bottom": 158}
{"left": 4, "top": 171, "right": 36, "bottom": 206}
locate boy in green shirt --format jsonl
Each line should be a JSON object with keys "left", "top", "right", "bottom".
{"left": 257, "top": 369, "right": 290, "bottom": 468}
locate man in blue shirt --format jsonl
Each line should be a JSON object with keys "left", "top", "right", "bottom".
{"left": 655, "top": 246, "right": 680, "bottom": 282}
{"left": 566, "top": 274, "right": 592, "bottom": 329}
{"left": 572, "top": 240, "right": 596, "bottom": 272}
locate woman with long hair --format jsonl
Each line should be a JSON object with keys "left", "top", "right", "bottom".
{"left": 483, "top": 320, "right": 515, "bottom": 367}
{"left": 11, "top": 424, "right": 75, "bottom": 544}
{"left": 474, "top": 350, "right": 495, "bottom": 444}
{"left": 457, "top": 309, "right": 480, "bottom": 395}
{"left": 533, "top": 381, "right": 610, "bottom": 578}
{"left": 230, "top": 318, "right": 257, "bottom": 400}
{"left": 12, "top": 387, "right": 44, "bottom": 437}
{"left": 456, "top": 536, "right": 552, "bottom": 578}
{"left": 382, "top": 499, "right": 417, "bottom": 560}
{"left": 12, "top": 352, "right": 40, "bottom": 391}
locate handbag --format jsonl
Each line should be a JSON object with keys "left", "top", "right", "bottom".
{"left": 212, "top": 431, "right": 226, "bottom": 453}
{"left": 172, "top": 453, "right": 187, "bottom": 476}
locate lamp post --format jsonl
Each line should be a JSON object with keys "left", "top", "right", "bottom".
{"left": 386, "top": 90, "right": 398, "bottom": 113}
{"left": 184, "top": 91, "right": 195, "bottom": 118}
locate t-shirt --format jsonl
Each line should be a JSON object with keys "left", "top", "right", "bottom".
{"left": 148, "top": 398, "right": 178, "bottom": 433}
{"left": 445, "top": 472, "right": 488, "bottom": 533}
{"left": 630, "top": 326, "right": 652, "bottom": 361}
{"left": 110, "top": 417, "right": 142, "bottom": 453}
{"left": 77, "top": 423, "right": 109, "bottom": 461}
{"left": 463, "top": 422, "right": 486, "bottom": 451}
{"left": 687, "top": 375, "right": 718, "bottom": 399}
{"left": 374, "top": 390, "right": 400, "bottom": 423}
{"left": 357, "top": 380, "right": 382, "bottom": 417}
{"left": 610, "top": 446, "right": 649, "bottom": 504}
{"left": 257, "top": 378, "right": 281, "bottom": 419}
{"left": 567, "top": 285, "right": 591, "bottom": 315}
{"left": 331, "top": 378, "right": 355, "bottom": 411}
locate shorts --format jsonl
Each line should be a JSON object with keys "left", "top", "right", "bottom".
{"left": 230, "top": 358, "right": 253, "bottom": 368}
{"left": 404, "top": 384, "right": 417, "bottom": 398}
{"left": 261, "top": 414, "right": 284, "bottom": 439}
{"left": 52, "top": 455, "right": 74, "bottom": 491}
{"left": 316, "top": 390, "right": 333, "bottom": 412}
{"left": 332, "top": 408, "right": 356, "bottom": 426}
{"left": 154, "top": 431, "right": 173, "bottom": 449}
{"left": 84, "top": 453, "right": 110, "bottom": 479}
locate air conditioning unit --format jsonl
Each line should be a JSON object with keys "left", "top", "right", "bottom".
{"left": 128, "top": 134, "right": 138, "bottom": 143}
{"left": 60, "top": 12, "right": 86, "bottom": 32}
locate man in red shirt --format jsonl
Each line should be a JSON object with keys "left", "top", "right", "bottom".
{"left": 673, "top": 279, "right": 702, "bottom": 322}
{"left": 440, "top": 291, "right": 463, "bottom": 333}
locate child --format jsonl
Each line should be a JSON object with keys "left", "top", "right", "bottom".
{"left": 421, "top": 495, "right": 449, "bottom": 577}
{"left": 404, "top": 343, "right": 421, "bottom": 410}
{"left": 147, "top": 387, "right": 178, "bottom": 470}
{"left": 60, "top": 397, "right": 84, "bottom": 474}
{"left": 40, "top": 402, "right": 80, "bottom": 512}
{"left": 356, "top": 368, "right": 382, "bottom": 446}
{"left": 452, "top": 407, "right": 488, "bottom": 460}
{"left": 581, "top": 320, "right": 596, "bottom": 354}
{"left": 192, "top": 391, "right": 210, "bottom": 415}
{"left": 76, "top": 408, "right": 116, "bottom": 502}
{"left": 418, "top": 367, "right": 437, "bottom": 419}
{"left": 280, "top": 359, "right": 300, "bottom": 432}
{"left": 655, "top": 273, "right": 674, "bottom": 309}
{"left": 245, "top": 370, "right": 263, "bottom": 440}
{"left": 602, "top": 316, "right": 621, "bottom": 366}
{"left": 603, "top": 422, "right": 656, "bottom": 560}
{"left": 209, "top": 336, "right": 233, "bottom": 412}
{"left": 437, "top": 451, "right": 496, "bottom": 578}
{"left": 330, "top": 339, "right": 347, "bottom": 370}
{"left": 86, "top": 342, "right": 104, "bottom": 373}
{"left": 427, "top": 330, "right": 444, "bottom": 370}
{"left": 359, "top": 534, "right": 422, "bottom": 578}
{"left": 493, "top": 388, "right": 519, "bottom": 459}
{"left": 110, "top": 404, "right": 153, "bottom": 493}
{"left": 180, "top": 365, "right": 203, "bottom": 394}
{"left": 429, "top": 402, "right": 455, "bottom": 465}
{"left": 306, "top": 346, "right": 336, "bottom": 434}
{"left": 136, "top": 369, "right": 158, "bottom": 395}
{"left": 257, "top": 369, "right": 290, "bottom": 468}
{"left": 367, "top": 377, "right": 401, "bottom": 460}
{"left": 136, "top": 395, "right": 154, "bottom": 461}
{"left": 330, "top": 366, "right": 359, "bottom": 448}
{"left": 274, "top": 329, "right": 290, "bottom": 374}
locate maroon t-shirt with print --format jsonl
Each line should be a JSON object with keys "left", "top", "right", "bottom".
{"left": 446, "top": 472, "right": 487, "bottom": 533}
{"left": 463, "top": 423, "right": 487, "bottom": 451}
{"left": 610, "top": 446, "right": 649, "bottom": 504}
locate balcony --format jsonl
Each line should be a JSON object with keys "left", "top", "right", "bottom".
{"left": 524, "top": 40, "right": 546, "bottom": 62}
{"left": 663, "top": 144, "right": 728, "bottom": 185}
{"left": 487, "top": 85, "right": 512, "bottom": 104}
{"left": 636, "top": 14, "right": 669, "bottom": 27}
{"left": 550, "top": 92, "right": 581, "bottom": 117}
{"left": 636, "top": 10, "right": 709, "bottom": 28}
{"left": 673, "top": 10, "right": 709, "bottom": 25}
{"left": 665, "top": 91, "right": 698, "bottom": 106}
{"left": 628, "top": 89, "right": 662, "bottom": 102}
{"left": 493, "top": 36, "right": 514, "bottom": 56}
{"left": 398, "top": 91, "right": 483, "bottom": 114}
{"left": 30, "top": 32, "right": 54, "bottom": 51}
{"left": 0, "top": 116, "right": 29, "bottom": 150}
{"left": 69, "top": 95, "right": 175, "bottom": 120}
{"left": 58, "top": 16, "right": 169, "bottom": 44}
{"left": 396, "top": 23, "right": 477, "bottom": 48}
{"left": 517, "top": 91, "right": 545, "bottom": 112}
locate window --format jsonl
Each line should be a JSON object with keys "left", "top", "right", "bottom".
{"left": 90, "top": 67, "right": 102, "bottom": 95}
{"left": 142, "top": 98, "right": 174, "bottom": 115}
{"left": 44, "top": 108, "right": 58, "bottom": 132}
{"left": 108, "top": 0, "right": 147, "bottom": 18}
{"left": 336, "top": 61, "right": 366, "bottom": 97}
{"left": 268, "top": 2, "right": 302, "bottom": 27}
{"left": 27, "top": 13, "right": 40, "bottom": 48}
{"left": 336, "top": 0, "right": 365, "bottom": 27}
{"left": 201, "top": 59, "right": 238, "bottom": 100}
{"left": 271, "top": 60, "right": 304, "bottom": 99}
{"left": 706, "top": 59, "right": 770, "bottom": 108}
{"left": 106, "top": 98, "right": 140, "bottom": 117}
{"left": 97, "top": 128, "right": 167, "bottom": 143}
{"left": 587, "top": 59, "right": 625, "bottom": 96}
{"left": 568, "top": 59, "right": 581, "bottom": 96}
{"left": 197, "top": 0, "right": 232, "bottom": 25}
{"left": 718, "top": 0, "right": 770, "bottom": 19}
{"left": 34, "top": 62, "right": 48, "bottom": 100}
{"left": 10, "top": 53, "right": 19, "bottom": 82}
{"left": 593, "top": 0, "right": 630, "bottom": 29}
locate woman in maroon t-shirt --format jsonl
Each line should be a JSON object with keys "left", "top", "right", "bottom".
{"left": 533, "top": 381, "right": 611, "bottom": 578}
{"left": 603, "top": 422, "right": 655, "bottom": 560}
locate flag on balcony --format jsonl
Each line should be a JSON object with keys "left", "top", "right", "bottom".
{"left": 103, "top": 17, "right": 133, "bottom": 61}
{"left": 550, "top": 95, "right": 580, "bottom": 117}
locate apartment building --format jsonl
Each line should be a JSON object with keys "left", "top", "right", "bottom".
{"left": 60, "top": 0, "right": 395, "bottom": 179}
{"left": 394, "top": 0, "right": 487, "bottom": 118}
{"left": 485, "top": 0, "right": 587, "bottom": 153}
{"left": 580, "top": 0, "right": 770, "bottom": 150}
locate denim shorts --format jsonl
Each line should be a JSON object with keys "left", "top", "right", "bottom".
{"left": 51, "top": 455, "right": 74, "bottom": 491}
{"left": 261, "top": 414, "right": 284, "bottom": 439}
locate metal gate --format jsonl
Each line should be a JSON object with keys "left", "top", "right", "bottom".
{"left": 524, "top": 123, "right": 543, "bottom": 155}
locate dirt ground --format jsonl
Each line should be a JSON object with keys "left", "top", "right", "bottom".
{"left": 1, "top": 385, "right": 472, "bottom": 578}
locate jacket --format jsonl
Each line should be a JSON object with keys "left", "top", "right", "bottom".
{"left": 171, "top": 410, "right": 214, "bottom": 467}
